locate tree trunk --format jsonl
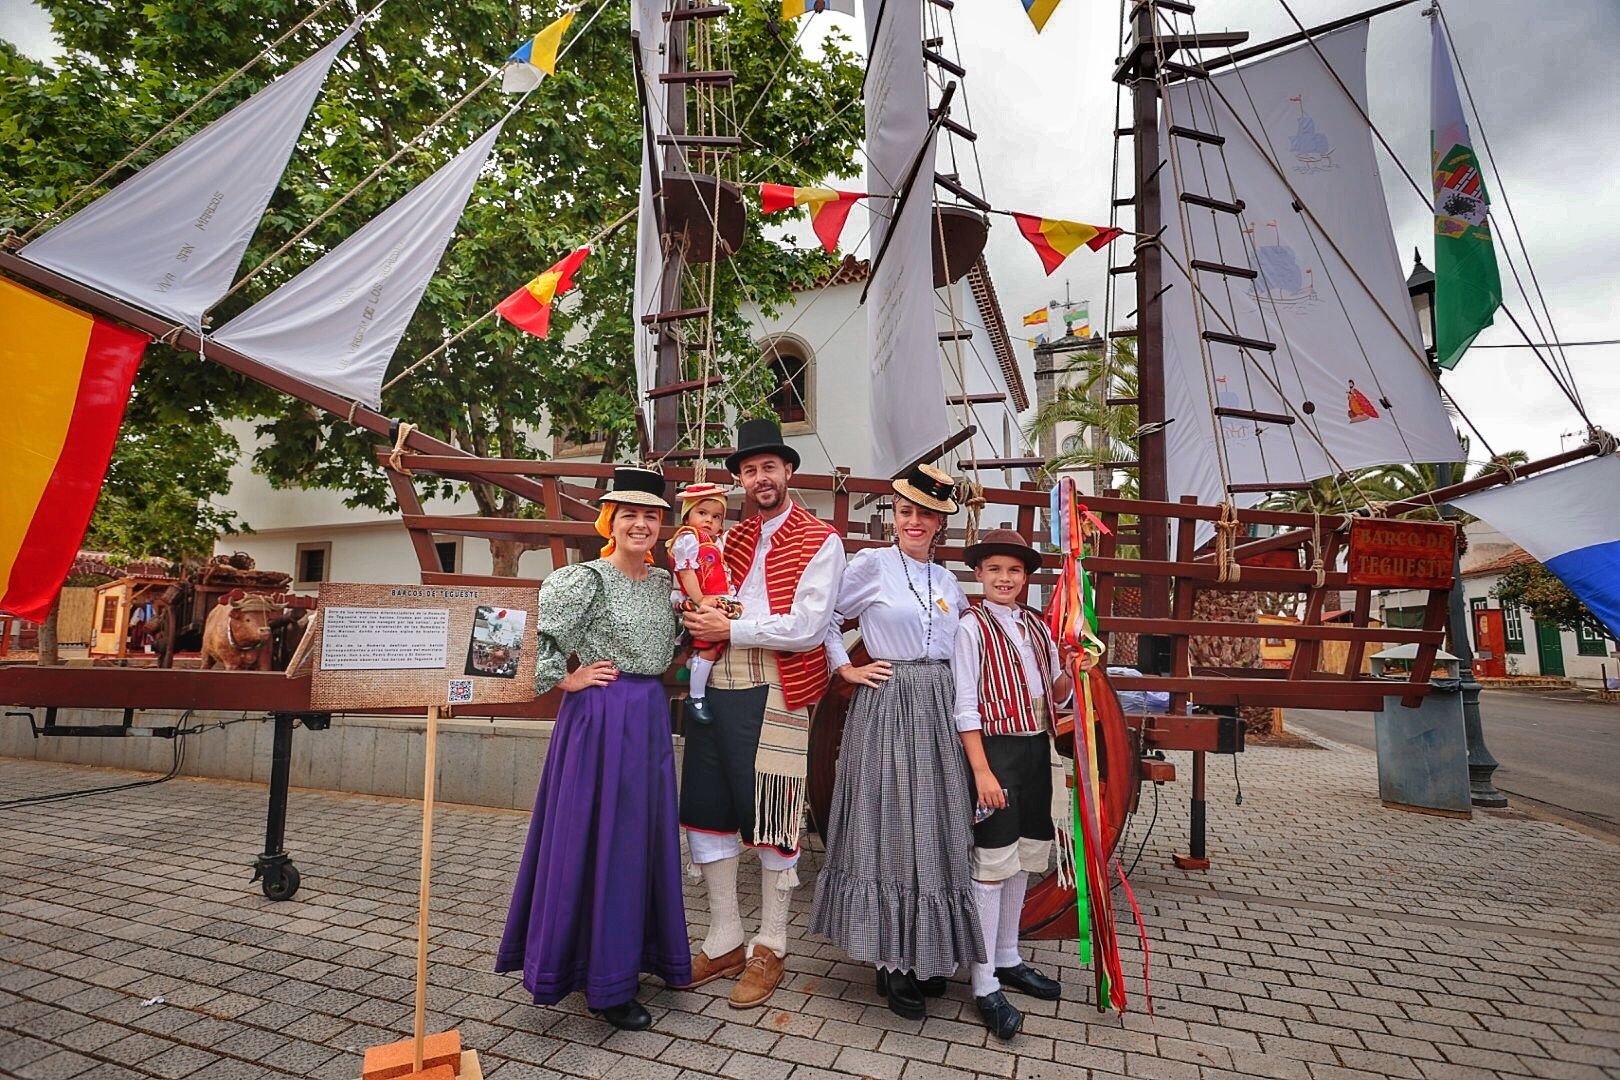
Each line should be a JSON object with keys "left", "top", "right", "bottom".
{"left": 37, "top": 598, "right": 60, "bottom": 666}
{"left": 489, "top": 538, "right": 539, "bottom": 578}
{"left": 1189, "top": 588, "right": 1275, "bottom": 736}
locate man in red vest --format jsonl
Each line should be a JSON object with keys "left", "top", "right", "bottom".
{"left": 679, "top": 418, "right": 845, "bottom": 1010}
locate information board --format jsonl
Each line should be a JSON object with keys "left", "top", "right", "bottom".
{"left": 306, "top": 583, "right": 539, "bottom": 710}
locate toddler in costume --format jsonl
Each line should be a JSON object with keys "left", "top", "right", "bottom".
{"left": 668, "top": 483, "right": 741, "bottom": 724}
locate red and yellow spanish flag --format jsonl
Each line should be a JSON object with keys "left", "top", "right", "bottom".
{"left": 1013, "top": 213, "right": 1124, "bottom": 276}
{"left": 1022, "top": 306, "right": 1049, "bottom": 326}
{"left": 496, "top": 245, "right": 591, "bottom": 339}
{"left": 1, "top": 279, "right": 148, "bottom": 622}
{"left": 759, "top": 183, "right": 866, "bottom": 253}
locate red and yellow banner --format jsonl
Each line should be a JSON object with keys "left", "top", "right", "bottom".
{"left": 1, "top": 279, "right": 148, "bottom": 622}
{"left": 496, "top": 245, "right": 591, "bottom": 339}
{"left": 1013, "top": 213, "right": 1123, "bottom": 275}
{"left": 759, "top": 183, "right": 866, "bottom": 253}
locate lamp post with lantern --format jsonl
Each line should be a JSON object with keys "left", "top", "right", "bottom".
{"left": 1407, "top": 249, "right": 1508, "bottom": 808}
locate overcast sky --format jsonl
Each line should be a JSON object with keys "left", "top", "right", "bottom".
{"left": 4, "top": 0, "right": 1614, "bottom": 464}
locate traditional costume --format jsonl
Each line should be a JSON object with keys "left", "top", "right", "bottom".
{"left": 954, "top": 528, "right": 1070, "bottom": 1038}
{"left": 1347, "top": 379, "right": 1380, "bottom": 423}
{"left": 681, "top": 419, "right": 845, "bottom": 1009}
{"left": 498, "top": 467, "right": 690, "bottom": 1031}
{"left": 668, "top": 482, "right": 740, "bottom": 724}
{"left": 808, "top": 464, "right": 982, "bottom": 1020}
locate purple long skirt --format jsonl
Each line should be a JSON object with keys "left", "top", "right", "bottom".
{"left": 496, "top": 674, "right": 692, "bottom": 1008}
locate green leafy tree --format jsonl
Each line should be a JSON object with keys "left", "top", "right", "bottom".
{"left": 1492, "top": 562, "right": 1613, "bottom": 641}
{"left": 1024, "top": 338, "right": 1139, "bottom": 496}
{"left": 3, "top": 2, "right": 863, "bottom": 575}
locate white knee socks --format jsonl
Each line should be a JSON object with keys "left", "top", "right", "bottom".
{"left": 689, "top": 655, "right": 714, "bottom": 700}
{"left": 971, "top": 880, "right": 1003, "bottom": 997}
{"left": 750, "top": 866, "right": 796, "bottom": 959}
{"left": 699, "top": 857, "right": 744, "bottom": 959}
{"left": 996, "top": 871, "right": 1029, "bottom": 969}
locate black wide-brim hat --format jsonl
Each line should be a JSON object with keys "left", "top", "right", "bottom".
{"left": 963, "top": 527, "right": 1043, "bottom": 573}
{"left": 599, "top": 465, "right": 671, "bottom": 509}
{"left": 891, "top": 462, "right": 959, "bottom": 514}
{"left": 726, "top": 417, "right": 801, "bottom": 474}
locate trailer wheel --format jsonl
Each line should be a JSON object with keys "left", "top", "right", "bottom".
{"left": 261, "top": 863, "right": 300, "bottom": 901}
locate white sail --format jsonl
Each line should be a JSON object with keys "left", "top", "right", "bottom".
{"left": 630, "top": 0, "right": 668, "bottom": 419}
{"left": 21, "top": 16, "right": 363, "bottom": 330}
{"left": 864, "top": 0, "right": 947, "bottom": 475}
{"left": 1158, "top": 22, "right": 1461, "bottom": 513}
{"left": 213, "top": 121, "right": 505, "bottom": 408}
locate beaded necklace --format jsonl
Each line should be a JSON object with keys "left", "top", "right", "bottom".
{"left": 896, "top": 545, "right": 937, "bottom": 657}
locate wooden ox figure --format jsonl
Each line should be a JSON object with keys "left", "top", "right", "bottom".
{"left": 202, "top": 591, "right": 277, "bottom": 671}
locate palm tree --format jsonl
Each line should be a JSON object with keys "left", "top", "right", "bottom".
{"left": 1259, "top": 437, "right": 1529, "bottom": 521}
{"left": 1024, "top": 339, "right": 1140, "bottom": 496}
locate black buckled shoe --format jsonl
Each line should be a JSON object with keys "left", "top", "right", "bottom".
{"left": 918, "top": 975, "right": 947, "bottom": 998}
{"left": 683, "top": 696, "right": 715, "bottom": 725}
{"left": 994, "top": 962, "right": 1061, "bottom": 1001}
{"left": 592, "top": 999, "right": 652, "bottom": 1031}
{"left": 874, "top": 968, "right": 927, "bottom": 1020}
{"left": 975, "top": 990, "right": 1024, "bottom": 1040}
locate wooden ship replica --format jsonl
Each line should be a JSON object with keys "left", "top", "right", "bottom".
{"left": 2, "top": 0, "right": 1608, "bottom": 964}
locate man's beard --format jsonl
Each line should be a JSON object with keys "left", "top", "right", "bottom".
{"left": 752, "top": 483, "right": 784, "bottom": 510}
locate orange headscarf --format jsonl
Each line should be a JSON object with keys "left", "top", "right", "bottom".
{"left": 595, "top": 503, "right": 657, "bottom": 563}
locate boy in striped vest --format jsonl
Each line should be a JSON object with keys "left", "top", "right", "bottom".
{"left": 678, "top": 419, "right": 845, "bottom": 1010}
{"left": 953, "top": 529, "right": 1077, "bottom": 1039}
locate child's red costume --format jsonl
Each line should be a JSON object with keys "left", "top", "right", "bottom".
{"left": 669, "top": 523, "right": 739, "bottom": 652}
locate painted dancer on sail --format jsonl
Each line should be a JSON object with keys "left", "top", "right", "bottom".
{"left": 678, "top": 418, "right": 845, "bottom": 1011}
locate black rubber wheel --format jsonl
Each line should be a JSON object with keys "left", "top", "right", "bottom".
{"left": 261, "top": 863, "right": 300, "bottom": 901}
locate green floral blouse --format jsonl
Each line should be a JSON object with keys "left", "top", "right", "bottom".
{"left": 533, "top": 560, "right": 681, "bottom": 695}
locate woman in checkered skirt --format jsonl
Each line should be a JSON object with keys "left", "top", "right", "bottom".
{"left": 807, "top": 464, "right": 983, "bottom": 1020}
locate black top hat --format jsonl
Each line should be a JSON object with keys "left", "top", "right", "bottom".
{"left": 725, "top": 418, "right": 801, "bottom": 474}
{"left": 963, "top": 527, "right": 1042, "bottom": 573}
{"left": 891, "top": 462, "right": 959, "bottom": 514}
{"left": 599, "top": 465, "right": 670, "bottom": 509}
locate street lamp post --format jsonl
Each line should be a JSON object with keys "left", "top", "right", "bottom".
{"left": 1408, "top": 250, "right": 1507, "bottom": 807}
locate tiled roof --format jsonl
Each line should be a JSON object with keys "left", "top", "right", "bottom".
{"left": 801, "top": 255, "right": 870, "bottom": 289}
{"left": 965, "top": 256, "right": 1029, "bottom": 412}
{"left": 1462, "top": 546, "right": 1536, "bottom": 578}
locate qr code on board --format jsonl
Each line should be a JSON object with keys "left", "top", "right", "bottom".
{"left": 447, "top": 678, "right": 474, "bottom": 705}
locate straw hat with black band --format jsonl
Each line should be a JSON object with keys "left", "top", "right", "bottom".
{"left": 962, "top": 527, "right": 1043, "bottom": 573}
{"left": 596, "top": 466, "right": 670, "bottom": 561}
{"left": 599, "top": 465, "right": 671, "bottom": 509}
{"left": 725, "top": 418, "right": 801, "bottom": 474}
{"left": 891, "top": 462, "right": 959, "bottom": 515}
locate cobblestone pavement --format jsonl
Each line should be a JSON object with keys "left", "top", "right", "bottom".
{"left": 2, "top": 738, "right": 1618, "bottom": 1080}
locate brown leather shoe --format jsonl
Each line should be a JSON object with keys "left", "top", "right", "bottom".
{"left": 727, "top": 945, "right": 784, "bottom": 1008}
{"left": 688, "top": 944, "right": 746, "bottom": 988}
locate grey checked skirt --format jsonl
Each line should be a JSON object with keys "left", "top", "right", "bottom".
{"left": 808, "top": 660, "right": 984, "bottom": 978}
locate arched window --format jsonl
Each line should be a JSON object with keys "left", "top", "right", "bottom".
{"left": 762, "top": 337, "right": 813, "bottom": 429}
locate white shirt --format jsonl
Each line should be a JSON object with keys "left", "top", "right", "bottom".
{"left": 952, "top": 600, "right": 1072, "bottom": 733}
{"left": 823, "top": 546, "right": 968, "bottom": 668}
{"left": 728, "top": 500, "right": 847, "bottom": 653}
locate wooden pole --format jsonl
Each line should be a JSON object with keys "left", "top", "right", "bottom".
{"left": 413, "top": 704, "right": 440, "bottom": 1072}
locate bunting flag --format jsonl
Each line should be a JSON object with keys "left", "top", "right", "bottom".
{"left": 1022, "top": 306, "right": 1048, "bottom": 327}
{"left": 504, "top": 9, "right": 576, "bottom": 93}
{"left": 1013, "top": 213, "right": 1124, "bottom": 275}
{"left": 759, "top": 184, "right": 866, "bottom": 253}
{"left": 1430, "top": 14, "right": 1499, "bottom": 370}
{"left": 1, "top": 279, "right": 148, "bottom": 623}
{"left": 496, "top": 245, "right": 591, "bottom": 339}
{"left": 781, "top": 0, "right": 855, "bottom": 18}
{"left": 1022, "top": 0, "right": 1063, "bottom": 32}
{"left": 20, "top": 16, "right": 363, "bottom": 329}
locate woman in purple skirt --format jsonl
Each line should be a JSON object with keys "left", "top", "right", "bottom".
{"left": 497, "top": 466, "right": 691, "bottom": 1031}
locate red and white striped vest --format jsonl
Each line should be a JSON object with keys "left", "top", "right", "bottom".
{"left": 722, "top": 502, "right": 836, "bottom": 710}
{"left": 970, "top": 604, "right": 1057, "bottom": 737}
